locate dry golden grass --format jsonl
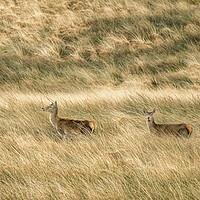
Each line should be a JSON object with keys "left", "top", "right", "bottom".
{"left": 0, "top": 0, "right": 200, "bottom": 199}
{"left": 0, "top": 87, "right": 200, "bottom": 199}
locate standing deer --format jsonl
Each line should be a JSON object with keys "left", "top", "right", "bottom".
{"left": 143, "top": 108, "right": 193, "bottom": 138}
{"left": 42, "top": 101, "right": 96, "bottom": 140}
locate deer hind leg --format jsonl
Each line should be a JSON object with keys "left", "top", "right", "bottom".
{"left": 80, "top": 127, "right": 90, "bottom": 136}
{"left": 178, "top": 128, "right": 189, "bottom": 138}
{"left": 81, "top": 125, "right": 93, "bottom": 136}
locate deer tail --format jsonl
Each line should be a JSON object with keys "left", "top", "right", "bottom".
{"left": 186, "top": 124, "right": 193, "bottom": 137}
{"left": 89, "top": 121, "right": 96, "bottom": 134}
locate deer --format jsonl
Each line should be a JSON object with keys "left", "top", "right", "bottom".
{"left": 42, "top": 101, "right": 96, "bottom": 140}
{"left": 143, "top": 108, "right": 193, "bottom": 138}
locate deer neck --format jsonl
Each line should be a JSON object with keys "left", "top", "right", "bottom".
{"left": 148, "top": 117, "right": 157, "bottom": 131}
{"left": 49, "top": 108, "right": 58, "bottom": 128}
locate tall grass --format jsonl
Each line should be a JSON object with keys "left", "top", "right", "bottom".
{"left": 0, "top": 0, "right": 200, "bottom": 199}
{"left": 0, "top": 0, "right": 199, "bottom": 91}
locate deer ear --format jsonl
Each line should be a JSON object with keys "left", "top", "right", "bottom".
{"left": 143, "top": 108, "right": 147, "bottom": 114}
{"left": 152, "top": 107, "right": 156, "bottom": 113}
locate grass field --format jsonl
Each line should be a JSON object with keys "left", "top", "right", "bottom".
{"left": 0, "top": 0, "right": 200, "bottom": 199}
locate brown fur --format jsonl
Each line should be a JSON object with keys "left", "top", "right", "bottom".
{"left": 144, "top": 108, "right": 193, "bottom": 138}
{"left": 186, "top": 124, "right": 193, "bottom": 137}
{"left": 42, "top": 101, "right": 96, "bottom": 140}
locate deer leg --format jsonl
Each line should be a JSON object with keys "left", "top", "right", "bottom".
{"left": 178, "top": 128, "right": 189, "bottom": 138}
{"left": 81, "top": 126, "right": 92, "bottom": 136}
{"left": 57, "top": 128, "right": 66, "bottom": 140}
